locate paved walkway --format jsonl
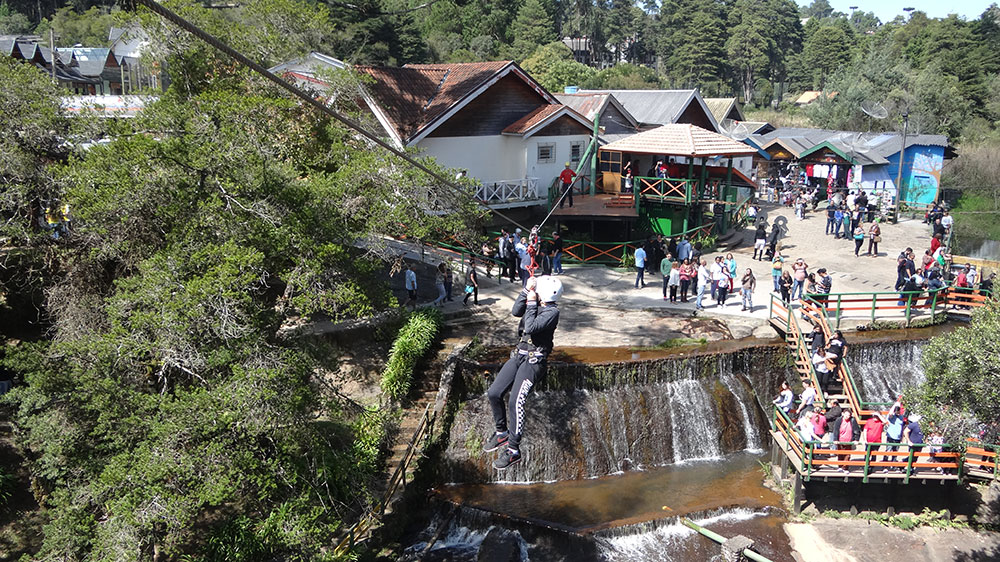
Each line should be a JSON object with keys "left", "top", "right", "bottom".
{"left": 390, "top": 204, "right": 934, "bottom": 345}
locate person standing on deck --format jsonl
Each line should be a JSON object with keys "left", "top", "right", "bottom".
{"left": 559, "top": 162, "right": 576, "bottom": 208}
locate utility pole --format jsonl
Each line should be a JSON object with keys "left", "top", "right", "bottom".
{"left": 50, "top": 29, "right": 56, "bottom": 82}
{"left": 893, "top": 111, "right": 909, "bottom": 223}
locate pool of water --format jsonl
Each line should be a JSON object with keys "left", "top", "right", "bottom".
{"left": 430, "top": 453, "right": 794, "bottom": 561}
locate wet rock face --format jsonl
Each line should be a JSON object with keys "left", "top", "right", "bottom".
{"left": 476, "top": 528, "right": 523, "bottom": 562}
{"left": 442, "top": 347, "right": 790, "bottom": 483}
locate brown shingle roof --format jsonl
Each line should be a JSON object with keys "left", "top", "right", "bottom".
{"left": 357, "top": 61, "right": 511, "bottom": 142}
{"left": 600, "top": 124, "right": 758, "bottom": 157}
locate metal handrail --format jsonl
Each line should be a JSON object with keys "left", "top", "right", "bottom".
{"left": 782, "top": 295, "right": 827, "bottom": 406}
{"left": 334, "top": 402, "right": 434, "bottom": 555}
{"left": 798, "top": 298, "right": 866, "bottom": 419}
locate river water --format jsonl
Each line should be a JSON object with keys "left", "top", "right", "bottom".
{"left": 405, "top": 334, "right": 934, "bottom": 561}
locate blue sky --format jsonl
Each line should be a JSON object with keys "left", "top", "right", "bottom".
{"left": 801, "top": 1, "right": 996, "bottom": 23}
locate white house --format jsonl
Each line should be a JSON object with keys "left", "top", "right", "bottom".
{"left": 354, "top": 61, "right": 594, "bottom": 208}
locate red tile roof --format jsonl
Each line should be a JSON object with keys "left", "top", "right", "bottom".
{"left": 502, "top": 104, "right": 564, "bottom": 134}
{"left": 356, "top": 61, "right": 512, "bottom": 142}
{"left": 600, "top": 124, "right": 758, "bottom": 157}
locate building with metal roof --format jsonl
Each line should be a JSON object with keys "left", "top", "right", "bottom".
{"left": 577, "top": 88, "right": 721, "bottom": 133}
{"left": 704, "top": 97, "right": 745, "bottom": 123}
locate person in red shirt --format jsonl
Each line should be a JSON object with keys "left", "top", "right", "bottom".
{"left": 930, "top": 233, "right": 942, "bottom": 254}
{"left": 558, "top": 163, "right": 576, "bottom": 208}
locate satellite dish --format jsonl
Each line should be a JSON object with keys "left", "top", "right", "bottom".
{"left": 719, "top": 119, "right": 751, "bottom": 141}
{"left": 861, "top": 100, "right": 889, "bottom": 120}
{"left": 838, "top": 131, "right": 873, "bottom": 156}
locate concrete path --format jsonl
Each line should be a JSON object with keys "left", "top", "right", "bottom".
{"left": 387, "top": 205, "right": 934, "bottom": 346}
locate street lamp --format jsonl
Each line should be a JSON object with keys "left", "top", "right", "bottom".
{"left": 893, "top": 111, "right": 909, "bottom": 221}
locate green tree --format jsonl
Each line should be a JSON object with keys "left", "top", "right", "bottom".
{"left": 0, "top": 2, "right": 31, "bottom": 34}
{"left": 726, "top": 0, "right": 773, "bottom": 102}
{"left": 0, "top": 0, "right": 482, "bottom": 558}
{"left": 510, "top": 0, "right": 556, "bottom": 61}
{"left": 521, "top": 41, "right": 595, "bottom": 91}
{"left": 801, "top": 0, "right": 834, "bottom": 19}
{"left": 656, "top": 0, "right": 726, "bottom": 89}
{"left": 908, "top": 301, "right": 1000, "bottom": 445}
{"left": 34, "top": 6, "right": 115, "bottom": 47}
{"left": 800, "top": 24, "right": 852, "bottom": 89}
{"left": 584, "top": 62, "right": 661, "bottom": 89}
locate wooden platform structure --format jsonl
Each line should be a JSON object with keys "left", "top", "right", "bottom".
{"left": 766, "top": 291, "right": 998, "bottom": 513}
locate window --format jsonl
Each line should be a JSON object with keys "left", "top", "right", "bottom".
{"left": 599, "top": 150, "right": 622, "bottom": 173}
{"left": 537, "top": 142, "right": 555, "bottom": 164}
{"left": 570, "top": 141, "right": 585, "bottom": 165}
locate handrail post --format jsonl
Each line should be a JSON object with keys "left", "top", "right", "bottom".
{"left": 836, "top": 294, "right": 843, "bottom": 329}
{"left": 871, "top": 294, "right": 877, "bottom": 324}
{"left": 863, "top": 443, "right": 871, "bottom": 483}
{"left": 905, "top": 446, "right": 915, "bottom": 483}
{"left": 807, "top": 442, "right": 814, "bottom": 476}
{"left": 931, "top": 290, "right": 938, "bottom": 322}
{"left": 905, "top": 292, "right": 913, "bottom": 326}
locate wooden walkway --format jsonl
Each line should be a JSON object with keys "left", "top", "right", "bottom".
{"left": 766, "top": 290, "right": 998, "bottom": 512}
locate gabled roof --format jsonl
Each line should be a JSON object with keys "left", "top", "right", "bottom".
{"left": 749, "top": 127, "right": 951, "bottom": 166}
{"left": 600, "top": 124, "right": 759, "bottom": 157}
{"left": 577, "top": 88, "right": 720, "bottom": 132}
{"left": 501, "top": 104, "right": 592, "bottom": 137}
{"left": 704, "top": 97, "right": 744, "bottom": 122}
{"left": 58, "top": 47, "right": 117, "bottom": 77}
{"left": 554, "top": 92, "right": 639, "bottom": 130}
{"left": 269, "top": 51, "right": 347, "bottom": 78}
{"left": 794, "top": 91, "right": 837, "bottom": 105}
{"left": 357, "top": 61, "right": 557, "bottom": 146}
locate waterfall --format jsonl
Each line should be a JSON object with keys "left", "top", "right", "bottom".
{"left": 668, "top": 379, "right": 723, "bottom": 463}
{"left": 848, "top": 340, "right": 927, "bottom": 404}
{"left": 721, "top": 373, "right": 763, "bottom": 453}
{"left": 597, "top": 507, "right": 784, "bottom": 562}
{"left": 442, "top": 346, "right": 792, "bottom": 483}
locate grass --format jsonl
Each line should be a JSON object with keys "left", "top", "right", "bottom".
{"left": 632, "top": 337, "right": 708, "bottom": 351}
{"left": 820, "top": 507, "right": 968, "bottom": 531}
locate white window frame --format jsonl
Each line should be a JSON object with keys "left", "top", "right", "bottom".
{"left": 569, "top": 141, "right": 585, "bottom": 165}
{"left": 537, "top": 142, "right": 556, "bottom": 164}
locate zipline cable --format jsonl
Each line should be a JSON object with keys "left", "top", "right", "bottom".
{"left": 124, "top": 0, "right": 535, "bottom": 234}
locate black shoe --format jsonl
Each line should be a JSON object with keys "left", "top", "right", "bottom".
{"left": 483, "top": 432, "right": 508, "bottom": 452}
{"left": 493, "top": 448, "right": 522, "bottom": 470}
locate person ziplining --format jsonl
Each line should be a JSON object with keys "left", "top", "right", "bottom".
{"left": 483, "top": 274, "right": 562, "bottom": 470}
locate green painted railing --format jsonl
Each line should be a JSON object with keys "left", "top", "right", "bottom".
{"left": 771, "top": 406, "right": 972, "bottom": 483}
{"left": 802, "top": 287, "right": 992, "bottom": 330}
{"left": 768, "top": 293, "right": 826, "bottom": 406}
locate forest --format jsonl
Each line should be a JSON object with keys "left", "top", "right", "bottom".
{"left": 0, "top": 0, "right": 999, "bottom": 560}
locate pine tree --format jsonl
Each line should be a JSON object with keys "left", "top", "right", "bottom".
{"left": 511, "top": 0, "right": 556, "bottom": 61}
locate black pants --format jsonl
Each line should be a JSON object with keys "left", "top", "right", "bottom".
{"left": 882, "top": 436, "right": 901, "bottom": 464}
{"left": 680, "top": 279, "right": 690, "bottom": 301}
{"left": 854, "top": 237, "right": 864, "bottom": 256}
{"left": 463, "top": 286, "right": 478, "bottom": 305}
{"left": 508, "top": 256, "right": 518, "bottom": 283}
{"left": 867, "top": 238, "right": 878, "bottom": 255}
{"left": 560, "top": 183, "right": 573, "bottom": 208}
{"left": 488, "top": 354, "right": 545, "bottom": 451}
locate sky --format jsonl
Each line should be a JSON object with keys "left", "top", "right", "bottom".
{"left": 801, "top": 1, "right": 997, "bottom": 23}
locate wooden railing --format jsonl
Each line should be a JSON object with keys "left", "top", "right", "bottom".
{"left": 475, "top": 177, "right": 542, "bottom": 205}
{"left": 635, "top": 176, "right": 693, "bottom": 204}
{"left": 797, "top": 297, "right": 873, "bottom": 417}
{"left": 803, "top": 288, "right": 992, "bottom": 330}
{"left": 334, "top": 403, "right": 434, "bottom": 556}
{"left": 769, "top": 293, "right": 826, "bottom": 406}
{"left": 772, "top": 407, "right": 969, "bottom": 483}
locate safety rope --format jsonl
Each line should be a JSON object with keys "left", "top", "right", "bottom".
{"left": 124, "top": 0, "right": 533, "bottom": 233}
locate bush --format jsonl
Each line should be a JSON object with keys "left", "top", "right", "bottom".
{"left": 380, "top": 309, "right": 442, "bottom": 401}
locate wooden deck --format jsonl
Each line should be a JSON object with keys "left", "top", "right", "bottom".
{"left": 550, "top": 193, "right": 638, "bottom": 219}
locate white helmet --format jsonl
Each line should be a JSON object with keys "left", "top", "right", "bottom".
{"left": 535, "top": 275, "right": 563, "bottom": 303}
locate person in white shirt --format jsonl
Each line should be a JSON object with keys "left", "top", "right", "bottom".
{"left": 404, "top": 263, "right": 418, "bottom": 310}
{"left": 941, "top": 210, "right": 953, "bottom": 231}
{"left": 773, "top": 381, "right": 794, "bottom": 414}
{"left": 695, "top": 259, "right": 711, "bottom": 310}
{"left": 634, "top": 246, "right": 647, "bottom": 288}
{"left": 710, "top": 256, "right": 725, "bottom": 300}
{"left": 796, "top": 381, "right": 817, "bottom": 416}
{"left": 797, "top": 411, "right": 818, "bottom": 442}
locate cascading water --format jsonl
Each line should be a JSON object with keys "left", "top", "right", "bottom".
{"left": 721, "top": 373, "right": 763, "bottom": 453}
{"left": 668, "top": 379, "right": 723, "bottom": 463}
{"left": 443, "top": 345, "right": 790, "bottom": 483}
{"left": 848, "top": 339, "right": 927, "bottom": 404}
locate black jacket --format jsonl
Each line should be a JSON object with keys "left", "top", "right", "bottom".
{"left": 513, "top": 291, "right": 560, "bottom": 355}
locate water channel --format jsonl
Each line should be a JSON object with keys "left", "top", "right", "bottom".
{"left": 402, "top": 331, "right": 938, "bottom": 561}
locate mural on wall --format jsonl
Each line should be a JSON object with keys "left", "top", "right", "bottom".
{"left": 906, "top": 150, "right": 944, "bottom": 205}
